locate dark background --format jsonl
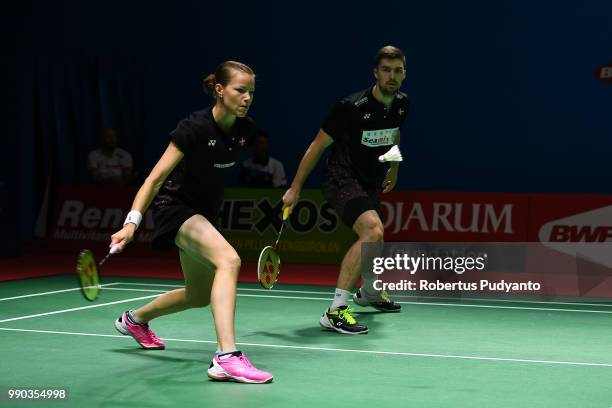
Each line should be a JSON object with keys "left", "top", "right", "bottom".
{"left": 2, "top": 0, "right": 611, "bottom": 244}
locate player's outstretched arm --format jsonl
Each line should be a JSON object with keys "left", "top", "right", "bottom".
{"left": 110, "top": 142, "right": 184, "bottom": 251}
{"left": 282, "top": 129, "right": 333, "bottom": 213}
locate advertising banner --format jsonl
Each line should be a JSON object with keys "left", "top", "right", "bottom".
{"left": 380, "top": 192, "right": 530, "bottom": 242}
{"left": 48, "top": 185, "right": 354, "bottom": 263}
{"left": 48, "top": 187, "right": 612, "bottom": 276}
{"left": 221, "top": 189, "right": 354, "bottom": 264}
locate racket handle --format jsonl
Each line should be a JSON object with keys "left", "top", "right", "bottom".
{"left": 109, "top": 244, "right": 121, "bottom": 254}
{"left": 282, "top": 207, "right": 290, "bottom": 221}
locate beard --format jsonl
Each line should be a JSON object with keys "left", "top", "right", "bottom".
{"left": 379, "top": 82, "right": 398, "bottom": 97}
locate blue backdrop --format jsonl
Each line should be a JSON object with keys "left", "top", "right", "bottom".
{"left": 6, "top": 0, "right": 612, "bottom": 240}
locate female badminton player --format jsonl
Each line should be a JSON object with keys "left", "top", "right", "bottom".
{"left": 109, "top": 61, "right": 273, "bottom": 384}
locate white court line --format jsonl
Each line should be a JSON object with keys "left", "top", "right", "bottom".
{"left": 101, "top": 288, "right": 332, "bottom": 302}
{"left": 1, "top": 284, "right": 610, "bottom": 318}
{"left": 111, "top": 282, "right": 612, "bottom": 308}
{"left": 393, "top": 294, "right": 612, "bottom": 308}
{"left": 0, "top": 327, "right": 611, "bottom": 368}
{"left": 4, "top": 280, "right": 611, "bottom": 311}
{"left": 115, "top": 282, "right": 333, "bottom": 295}
{"left": 0, "top": 295, "right": 159, "bottom": 323}
{"left": 0, "top": 281, "right": 332, "bottom": 301}
{"left": 0, "top": 282, "right": 122, "bottom": 302}
{"left": 394, "top": 301, "right": 612, "bottom": 314}
{"left": 105, "top": 289, "right": 612, "bottom": 314}
{"left": 104, "top": 288, "right": 167, "bottom": 293}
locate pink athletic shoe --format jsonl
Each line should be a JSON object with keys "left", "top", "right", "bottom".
{"left": 207, "top": 351, "right": 273, "bottom": 384}
{"left": 114, "top": 311, "right": 165, "bottom": 350}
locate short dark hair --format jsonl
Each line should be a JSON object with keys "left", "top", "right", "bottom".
{"left": 374, "top": 45, "right": 406, "bottom": 69}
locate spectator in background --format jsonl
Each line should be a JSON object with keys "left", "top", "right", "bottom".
{"left": 88, "top": 127, "right": 133, "bottom": 185}
{"left": 240, "top": 130, "right": 286, "bottom": 188}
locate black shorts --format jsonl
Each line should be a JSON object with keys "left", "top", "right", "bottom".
{"left": 151, "top": 204, "right": 199, "bottom": 251}
{"left": 321, "top": 165, "right": 381, "bottom": 229}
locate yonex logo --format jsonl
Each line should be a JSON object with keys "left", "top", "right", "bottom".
{"left": 363, "top": 113, "right": 371, "bottom": 120}
{"left": 208, "top": 140, "right": 216, "bottom": 147}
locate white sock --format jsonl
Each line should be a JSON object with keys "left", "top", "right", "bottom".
{"left": 330, "top": 288, "right": 352, "bottom": 311}
{"left": 216, "top": 350, "right": 238, "bottom": 358}
{"left": 127, "top": 310, "right": 142, "bottom": 325}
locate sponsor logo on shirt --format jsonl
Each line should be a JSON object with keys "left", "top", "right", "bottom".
{"left": 208, "top": 140, "right": 216, "bottom": 147}
{"left": 361, "top": 128, "right": 398, "bottom": 147}
{"left": 363, "top": 113, "right": 372, "bottom": 120}
{"left": 214, "top": 162, "right": 236, "bottom": 169}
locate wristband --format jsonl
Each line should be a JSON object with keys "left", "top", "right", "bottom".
{"left": 124, "top": 210, "right": 143, "bottom": 228}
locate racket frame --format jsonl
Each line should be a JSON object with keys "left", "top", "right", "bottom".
{"left": 76, "top": 249, "right": 101, "bottom": 301}
{"left": 257, "top": 208, "right": 290, "bottom": 289}
{"left": 257, "top": 245, "right": 281, "bottom": 289}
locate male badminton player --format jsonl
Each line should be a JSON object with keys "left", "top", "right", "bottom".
{"left": 109, "top": 61, "right": 272, "bottom": 383}
{"left": 282, "top": 46, "right": 408, "bottom": 334}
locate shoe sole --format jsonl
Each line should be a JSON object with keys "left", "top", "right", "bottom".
{"left": 371, "top": 305, "right": 402, "bottom": 313}
{"left": 207, "top": 362, "right": 273, "bottom": 384}
{"left": 114, "top": 318, "right": 165, "bottom": 350}
{"left": 319, "top": 316, "right": 368, "bottom": 335}
{"left": 353, "top": 294, "right": 402, "bottom": 313}
{"left": 207, "top": 372, "right": 273, "bottom": 384}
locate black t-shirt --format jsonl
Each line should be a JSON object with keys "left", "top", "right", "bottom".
{"left": 322, "top": 87, "right": 409, "bottom": 189}
{"left": 152, "top": 107, "right": 256, "bottom": 219}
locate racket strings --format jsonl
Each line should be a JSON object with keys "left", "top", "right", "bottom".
{"left": 258, "top": 247, "right": 280, "bottom": 289}
{"left": 77, "top": 250, "right": 101, "bottom": 301}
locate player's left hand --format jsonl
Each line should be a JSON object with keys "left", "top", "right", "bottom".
{"left": 382, "top": 168, "right": 398, "bottom": 193}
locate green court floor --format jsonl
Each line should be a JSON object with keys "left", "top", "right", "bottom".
{"left": 1, "top": 276, "right": 611, "bottom": 407}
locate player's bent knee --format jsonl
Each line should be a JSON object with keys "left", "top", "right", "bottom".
{"left": 212, "top": 252, "right": 241, "bottom": 273}
{"left": 357, "top": 219, "right": 384, "bottom": 242}
{"left": 225, "top": 253, "right": 241, "bottom": 271}
{"left": 229, "top": 253, "right": 241, "bottom": 269}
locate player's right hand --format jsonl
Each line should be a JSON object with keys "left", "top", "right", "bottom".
{"left": 110, "top": 224, "right": 136, "bottom": 253}
{"left": 282, "top": 187, "right": 300, "bottom": 214}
